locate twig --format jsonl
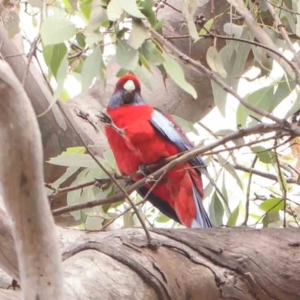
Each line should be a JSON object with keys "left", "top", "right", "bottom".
{"left": 22, "top": 36, "right": 41, "bottom": 85}
{"left": 47, "top": 178, "right": 111, "bottom": 199}
{"left": 162, "top": 1, "right": 181, "bottom": 13}
{"left": 52, "top": 123, "right": 284, "bottom": 216}
{"left": 101, "top": 199, "right": 147, "bottom": 231}
{"left": 266, "top": 0, "right": 300, "bottom": 16}
{"left": 265, "top": 0, "right": 300, "bottom": 71}
{"left": 165, "top": 33, "right": 298, "bottom": 75}
{"left": 243, "top": 156, "right": 258, "bottom": 225}
{"left": 273, "top": 139, "right": 287, "bottom": 227}
{"left": 149, "top": 27, "right": 289, "bottom": 125}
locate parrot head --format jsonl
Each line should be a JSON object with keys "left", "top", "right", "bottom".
{"left": 108, "top": 74, "right": 146, "bottom": 108}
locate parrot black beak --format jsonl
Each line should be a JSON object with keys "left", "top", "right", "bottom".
{"left": 122, "top": 90, "right": 134, "bottom": 104}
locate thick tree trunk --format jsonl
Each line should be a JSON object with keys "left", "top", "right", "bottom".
{"left": 1, "top": 223, "right": 300, "bottom": 299}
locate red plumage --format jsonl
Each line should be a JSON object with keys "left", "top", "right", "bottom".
{"left": 104, "top": 74, "right": 212, "bottom": 228}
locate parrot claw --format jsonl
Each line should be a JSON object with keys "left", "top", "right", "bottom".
{"left": 99, "top": 111, "right": 125, "bottom": 136}
{"left": 139, "top": 164, "right": 150, "bottom": 176}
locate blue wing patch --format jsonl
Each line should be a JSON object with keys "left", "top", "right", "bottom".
{"left": 150, "top": 109, "right": 206, "bottom": 172}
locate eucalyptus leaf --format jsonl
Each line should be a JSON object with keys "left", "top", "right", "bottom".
{"left": 140, "top": 41, "right": 164, "bottom": 65}
{"left": 209, "top": 192, "right": 224, "bottom": 226}
{"left": 172, "top": 115, "right": 198, "bottom": 134}
{"left": 128, "top": 19, "right": 149, "bottom": 49}
{"left": 140, "top": 0, "right": 156, "bottom": 26}
{"left": 50, "top": 43, "right": 67, "bottom": 78}
{"left": 223, "top": 23, "right": 243, "bottom": 38}
{"left": 237, "top": 79, "right": 295, "bottom": 127}
{"left": 180, "top": 0, "right": 198, "bottom": 40}
{"left": 107, "top": 0, "right": 123, "bottom": 21}
{"left": 48, "top": 154, "right": 102, "bottom": 169}
{"left": 118, "top": 0, "right": 145, "bottom": 18}
{"left": 206, "top": 46, "right": 227, "bottom": 78}
{"left": 81, "top": 46, "right": 104, "bottom": 91}
{"left": 87, "top": 0, "right": 107, "bottom": 32}
{"left": 162, "top": 53, "right": 197, "bottom": 99}
{"left": 41, "top": 17, "right": 76, "bottom": 46}
{"left": 251, "top": 146, "right": 275, "bottom": 165}
{"left": 85, "top": 216, "right": 104, "bottom": 230}
{"left": 133, "top": 64, "right": 153, "bottom": 90}
{"left": 227, "top": 202, "right": 240, "bottom": 226}
{"left": 217, "top": 154, "right": 243, "bottom": 190}
{"left": 116, "top": 40, "right": 139, "bottom": 71}
{"left": 259, "top": 198, "right": 284, "bottom": 213}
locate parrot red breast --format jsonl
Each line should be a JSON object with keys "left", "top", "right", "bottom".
{"left": 104, "top": 74, "right": 212, "bottom": 228}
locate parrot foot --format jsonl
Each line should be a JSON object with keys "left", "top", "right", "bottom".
{"left": 99, "top": 112, "right": 125, "bottom": 136}
{"left": 138, "top": 164, "right": 150, "bottom": 176}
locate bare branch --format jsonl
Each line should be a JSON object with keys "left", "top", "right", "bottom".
{"left": 52, "top": 123, "right": 283, "bottom": 216}
{"left": 265, "top": 0, "right": 300, "bottom": 70}
{"left": 149, "top": 27, "right": 289, "bottom": 125}
{"left": 0, "top": 61, "right": 63, "bottom": 299}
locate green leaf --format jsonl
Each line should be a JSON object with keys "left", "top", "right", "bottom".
{"left": 85, "top": 32, "right": 103, "bottom": 47}
{"left": 285, "top": 93, "right": 300, "bottom": 119}
{"left": 76, "top": 32, "right": 86, "bottom": 48}
{"left": 50, "top": 43, "right": 68, "bottom": 78}
{"left": 85, "top": 216, "right": 104, "bottom": 230}
{"left": 180, "top": 0, "right": 198, "bottom": 40}
{"left": 140, "top": 41, "right": 163, "bottom": 65}
{"left": 236, "top": 79, "right": 295, "bottom": 127}
{"left": 62, "top": 147, "right": 86, "bottom": 154}
{"left": 107, "top": 0, "right": 123, "bottom": 21}
{"left": 139, "top": 53, "right": 152, "bottom": 72}
{"left": 116, "top": 40, "right": 139, "bottom": 71}
{"left": 259, "top": 198, "right": 284, "bottom": 213}
{"left": 48, "top": 154, "right": 102, "bottom": 169}
{"left": 80, "top": 0, "right": 92, "bottom": 19}
{"left": 117, "top": 0, "right": 145, "bottom": 18}
{"left": 162, "top": 53, "right": 197, "bottom": 99}
{"left": 60, "top": 89, "right": 71, "bottom": 102}
{"left": 156, "top": 213, "right": 170, "bottom": 223}
{"left": 217, "top": 154, "right": 243, "bottom": 190}
{"left": 140, "top": 0, "right": 156, "bottom": 26}
{"left": 67, "top": 169, "right": 89, "bottom": 220}
{"left": 41, "top": 17, "right": 76, "bottom": 46}
{"left": 206, "top": 46, "right": 227, "bottom": 78}
{"left": 172, "top": 115, "right": 198, "bottom": 134}
{"left": 199, "top": 17, "right": 214, "bottom": 36}
{"left": 251, "top": 146, "right": 274, "bottom": 164}
{"left": 128, "top": 19, "right": 149, "bottom": 49}
{"left": 209, "top": 192, "right": 224, "bottom": 226}
{"left": 81, "top": 46, "right": 104, "bottom": 91}
{"left": 223, "top": 23, "right": 243, "bottom": 38}
{"left": 133, "top": 64, "right": 153, "bottom": 90}
{"left": 227, "top": 203, "right": 240, "bottom": 226}
{"left": 103, "top": 149, "right": 117, "bottom": 170}
{"left": 51, "top": 166, "right": 79, "bottom": 188}
{"left": 87, "top": 0, "right": 107, "bottom": 32}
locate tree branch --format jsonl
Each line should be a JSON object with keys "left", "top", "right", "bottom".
{"left": 227, "top": 0, "right": 300, "bottom": 84}
{"left": 149, "top": 27, "right": 289, "bottom": 125}
{"left": 0, "top": 61, "right": 63, "bottom": 299}
{"left": 52, "top": 123, "right": 284, "bottom": 216}
{"left": 265, "top": 0, "right": 300, "bottom": 70}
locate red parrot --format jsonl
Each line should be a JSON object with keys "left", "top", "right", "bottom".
{"left": 104, "top": 74, "right": 212, "bottom": 228}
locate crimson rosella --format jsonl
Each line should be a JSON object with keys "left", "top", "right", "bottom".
{"left": 103, "top": 74, "right": 212, "bottom": 228}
